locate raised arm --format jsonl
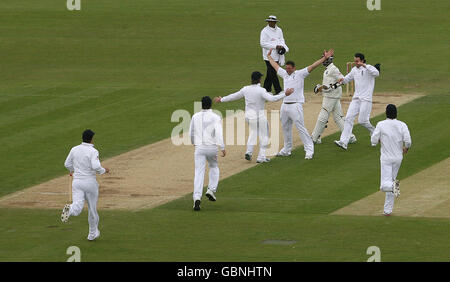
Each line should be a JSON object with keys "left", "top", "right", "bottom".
{"left": 307, "top": 49, "right": 334, "bottom": 73}
{"left": 364, "top": 64, "right": 380, "bottom": 77}
{"left": 267, "top": 49, "right": 280, "bottom": 72}
{"left": 216, "top": 89, "right": 245, "bottom": 103}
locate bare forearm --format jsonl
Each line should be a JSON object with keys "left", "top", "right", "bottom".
{"left": 268, "top": 55, "right": 279, "bottom": 71}
{"left": 307, "top": 57, "right": 326, "bottom": 73}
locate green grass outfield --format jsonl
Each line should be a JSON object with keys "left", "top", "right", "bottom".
{"left": 0, "top": 0, "right": 449, "bottom": 261}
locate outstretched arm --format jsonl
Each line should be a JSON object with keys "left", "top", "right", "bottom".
{"left": 339, "top": 68, "right": 354, "bottom": 84}
{"left": 262, "top": 88, "right": 294, "bottom": 102}
{"left": 307, "top": 49, "right": 334, "bottom": 73}
{"left": 214, "top": 89, "right": 245, "bottom": 103}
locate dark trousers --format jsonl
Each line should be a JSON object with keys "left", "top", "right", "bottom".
{"left": 263, "top": 60, "right": 282, "bottom": 94}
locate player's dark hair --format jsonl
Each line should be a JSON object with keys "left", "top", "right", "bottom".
{"left": 202, "top": 96, "right": 212, "bottom": 109}
{"left": 354, "top": 53, "right": 366, "bottom": 63}
{"left": 286, "top": 61, "right": 295, "bottom": 67}
{"left": 386, "top": 104, "right": 397, "bottom": 119}
{"left": 251, "top": 71, "right": 263, "bottom": 84}
{"left": 82, "top": 129, "right": 95, "bottom": 143}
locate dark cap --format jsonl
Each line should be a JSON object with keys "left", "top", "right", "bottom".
{"left": 251, "top": 71, "right": 263, "bottom": 81}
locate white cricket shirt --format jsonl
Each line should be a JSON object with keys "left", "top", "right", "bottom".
{"left": 64, "top": 142, "right": 106, "bottom": 179}
{"left": 371, "top": 119, "right": 412, "bottom": 162}
{"left": 322, "top": 63, "right": 344, "bottom": 99}
{"left": 189, "top": 109, "right": 225, "bottom": 150}
{"left": 342, "top": 64, "right": 379, "bottom": 102}
{"left": 277, "top": 67, "right": 310, "bottom": 103}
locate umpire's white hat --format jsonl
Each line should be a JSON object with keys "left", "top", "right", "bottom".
{"left": 265, "top": 15, "right": 279, "bottom": 22}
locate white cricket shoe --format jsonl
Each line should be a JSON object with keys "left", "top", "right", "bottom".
{"left": 305, "top": 153, "right": 314, "bottom": 160}
{"left": 61, "top": 204, "right": 70, "bottom": 223}
{"left": 205, "top": 189, "right": 216, "bottom": 202}
{"left": 349, "top": 134, "right": 357, "bottom": 144}
{"left": 393, "top": 179, "right": 400, "bottom": 198}
{"left": 313, "top": 137, "right": 322, "bottom": 145}
{"left": 87, "top": 229, "right": 100, "bottom": 241}
{"left": 256, "top": 158, "right": 271, "bottom": 163}
{"left": 334, "top": 140, "right": 348, "bottom": 150}
{"left": 276, "top": 151, "right": 291, "bottom": 157}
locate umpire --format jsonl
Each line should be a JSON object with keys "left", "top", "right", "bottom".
{"left": 260, "top": 15, "right": 289, "bottom": 94}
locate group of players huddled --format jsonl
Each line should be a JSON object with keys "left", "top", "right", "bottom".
{"left": 190, "top": 15, "right": 411, "bottom": 216}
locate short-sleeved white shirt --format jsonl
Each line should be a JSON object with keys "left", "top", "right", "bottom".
{"left": 277, "top": 67, "right": 310, "bottom": 103}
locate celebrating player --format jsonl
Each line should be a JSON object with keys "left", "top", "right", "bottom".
{"left": 189, "top": 96, "right": 226, "bottom": 211}
{"left": 334, "top": 53, "right": 380, "bottom": 150}
{"left": 260, "top": 15, "right": 289, "bottom": 94}
{"left": 61, "top": 129, "right": 110, "bottom": 241}
{"left": 311, "top": 55, "right": 357, "bottom": 144}
{"left": 214, "top": 71, "right": 294, "bottom": 163}
{"left": 267, "top": 48, "right": 335, "bottom": 159}
{"left": 371, "top": 104, "right": 411, "bottom": 216}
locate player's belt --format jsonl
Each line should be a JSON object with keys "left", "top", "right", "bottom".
{"left": 284, "top": 102, "right": 299, "bottom": 104}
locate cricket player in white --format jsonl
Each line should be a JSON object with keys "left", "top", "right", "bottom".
{"left": 214, "top": 71, "right": 294, "bottom": 163}
{"left": 371, "top": 104, "right": 411, "bottom": 216}
{"left": 268, "top": 48, "right": 335, "bottom": 159}
{"left": 334, "top": 53, "right": 380, "bottom": 150}
{"left": 61, "top": 129, "right": 109, "bottom": 241}
{"left": 311, "top": 56, "right": 357, "bottom": 144}
{"left": 189, "top": 96, "right": 226, "bottom": 211}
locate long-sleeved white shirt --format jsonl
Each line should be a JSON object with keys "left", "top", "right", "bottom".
{"left": 342, "top": 64, "right": 379, "bottom": 101}
{"left": 220, "top": 84, "right": 286, "bottom": 119}
{"left": 322, "top": 63, "right": 344, "bottom": 99}
{"left": 371, "top": 119, "right": 412, "bottom": 162}
{"left": 64, "top": 142, "right": 106, "bottom": 179}
{"left": 189, "top": 109, "right": 225, "bottom": 150}
{"left": 260, "top": 25, "right": 289, "bottom": 64}
{"left": 277, "top": 67, "right": 310, "bottom": 103}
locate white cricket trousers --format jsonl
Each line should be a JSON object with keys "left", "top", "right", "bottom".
{"left": 339, "top": 98, "right": 375, "bottom": 145}
{"left": 193, "top": 146, "right": 219, "bottom": 201}
{"left": 246, "top": 116, "right": 269, "bottom": 160}
{"left": 312, "top": 97, "right": 345, "bottom": 141}
{"left": 69, "top": 178, "right": 99, "bottom": 234}
{"left": 280, "top": 103, "right": 314, "bottom": 155}
{"left": 380, "top": 159, "right": 402, "bottom": 214}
